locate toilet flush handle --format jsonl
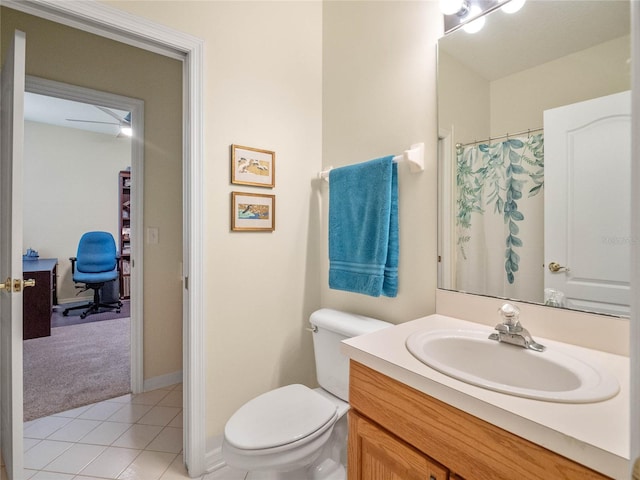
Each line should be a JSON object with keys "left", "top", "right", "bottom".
{"left": 306, "top": 325, "right": 318, "bottom": 333}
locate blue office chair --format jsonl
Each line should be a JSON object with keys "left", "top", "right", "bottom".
{"left": 63, "top": 231, "right": 123, "bottom": 319}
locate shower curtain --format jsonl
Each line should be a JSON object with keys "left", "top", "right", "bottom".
{"left": 455, "top": 133, "right": 544, "bottom": 301}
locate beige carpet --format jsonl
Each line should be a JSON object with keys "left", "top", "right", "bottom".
{"left": 23, "top": 317, "right": 131, "bottom": 421}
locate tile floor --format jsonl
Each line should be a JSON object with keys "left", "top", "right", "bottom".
{"left": 1, "top": 383, "right": 248, "bottom": 480}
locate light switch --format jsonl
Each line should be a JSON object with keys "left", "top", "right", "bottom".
{"left": 147, "top": 227, "right": 159, "bottom": 244}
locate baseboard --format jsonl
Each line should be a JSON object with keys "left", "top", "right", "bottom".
{"left": 205, "top": 434, "right": 226, "bottom": 473}
{"left": 57, "top": 296, "right": 93, "bottom": 305}
{"left": 143, "top": 370, "right": 183, "bottom": 392}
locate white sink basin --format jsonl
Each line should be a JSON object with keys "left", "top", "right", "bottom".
{"left": 405, "top": 329, "right": 619, "bottom": 403}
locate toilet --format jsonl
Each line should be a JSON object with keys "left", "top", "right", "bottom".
{"left": 222, "top": 308, "right": 392, "bottom": 480}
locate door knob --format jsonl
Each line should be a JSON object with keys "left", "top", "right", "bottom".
{"left": 548, "top": 262, "right": 570, "bottom": 273}
{"left": 0, "top": 278, "right": 36, "bottom": 292}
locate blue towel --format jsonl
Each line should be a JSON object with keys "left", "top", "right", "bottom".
{"left": 329, "top": 156, "right": 398, "bottom": 297}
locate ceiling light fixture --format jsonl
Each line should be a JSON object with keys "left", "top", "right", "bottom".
{"left": 463, "top": 5, "right": 486, "bottom": 33}
{"left": 440, "top": 0, "right": 469, "bottom": 16}
{"left": 120, "top": 126, "right": 133, "bottom": 137}
{"left": 501, "top": 0, "right": 526, "bottom": 14}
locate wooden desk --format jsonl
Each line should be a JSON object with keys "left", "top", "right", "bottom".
{"left": 23, "top": 258, "right": 57, "bottom": 340}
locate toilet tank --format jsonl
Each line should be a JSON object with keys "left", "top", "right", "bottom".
{"left": 310, "top": 308, "right": 392, "bottom": 402}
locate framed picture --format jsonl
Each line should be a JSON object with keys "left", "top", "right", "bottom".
{"left": 231, "top": 192, "right": 275, "bottom": 231}
{"left": 231, "top": 144, "right": 275, "bottom": 188}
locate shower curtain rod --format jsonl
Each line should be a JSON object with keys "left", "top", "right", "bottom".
{"left": 456, "top": 127, "right": 543, "bottom": 148}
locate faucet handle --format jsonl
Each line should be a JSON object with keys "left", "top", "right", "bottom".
{"left": 498, "top": 303, "right": 520, "bottom": 326}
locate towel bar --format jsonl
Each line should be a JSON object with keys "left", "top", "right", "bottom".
{"left": 318, "top": 142, "right": 424, "bottom": 181}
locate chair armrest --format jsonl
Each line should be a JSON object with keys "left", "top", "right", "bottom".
{"left": 69, "top": 256, "right": 77, "bottom": 274}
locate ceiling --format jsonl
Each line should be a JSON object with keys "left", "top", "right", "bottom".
{"left": 439, "top": 0, "right": 630, "bottom": 81}
{"left": 24, "top": 92, "right": 131, "bottom": 137}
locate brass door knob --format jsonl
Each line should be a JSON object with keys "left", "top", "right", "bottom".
{"left": 548, "top": 262, "right": 570, "bottom": 273}
{"left": 0, "top": 278, "right": 36, "bottom": 292}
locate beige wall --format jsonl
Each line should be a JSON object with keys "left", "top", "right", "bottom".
{"left": 99, "top": 0, "right": 324, "bottom": 437}
{"left": 23, "top": 121, "right": 130, "bottom": 302}
{"left": 1, "top": 7, "right": 183, "bottom": 382}
{"left": 491, "top": 35, "right": 631, "bottom": 135}
{"left": 321, "top": 1, "right": 442, "bottom": 323}
{"left": 100, "top": 0, "right": 442, "bottom": 439}
{"left": 438, "top": 51, "right": 490, "bottom": 145}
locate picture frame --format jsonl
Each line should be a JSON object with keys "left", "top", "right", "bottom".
{"left": 231, "top": 192, "right": 275, "bottom": 232}
{"left": 231, "top": 144, "right": 275, "bottom": 188}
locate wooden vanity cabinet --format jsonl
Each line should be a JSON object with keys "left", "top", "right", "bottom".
{"left": 348, "top": 361, "right": 610, "bottom": 480}
{"left": 349, "top": 411, "right": 448, "bottom": 480}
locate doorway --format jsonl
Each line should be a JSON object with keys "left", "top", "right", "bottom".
{"left": 22, "top": 86, "right": 141, "bottom": 420}
{"left": 1, "top": 1, "right": 206, "bottom": 475}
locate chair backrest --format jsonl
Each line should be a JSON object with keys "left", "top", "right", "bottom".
{"left": 75, "top": 231, "right": 118, "bottom": 274}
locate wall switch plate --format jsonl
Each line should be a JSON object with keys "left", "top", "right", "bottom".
{"left": 147, "top": 227, "right": 159, "bottom": 244}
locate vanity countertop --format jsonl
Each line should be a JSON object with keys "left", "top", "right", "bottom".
{"left": 341, "top": 314, "right": 629, "bottom": 479}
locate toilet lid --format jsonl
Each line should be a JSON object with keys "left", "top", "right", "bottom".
{"left": 224, "top": 384, "right": 338, "bottom": 450}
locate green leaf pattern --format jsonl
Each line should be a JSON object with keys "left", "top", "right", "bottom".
{"left": 456, "top": 134, "right": 544, "bottom": 284}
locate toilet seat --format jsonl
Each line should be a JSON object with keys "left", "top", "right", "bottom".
{"left": 224, "top": 384, "right": 338, "bottom": 451}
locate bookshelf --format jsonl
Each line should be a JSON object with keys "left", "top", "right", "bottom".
{"left": 118, "top": 170, "right": 131, "bottom": 299}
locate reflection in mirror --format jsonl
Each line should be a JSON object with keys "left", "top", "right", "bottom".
{"left": 437, "top": 1, "right": 631, "bottom": 316}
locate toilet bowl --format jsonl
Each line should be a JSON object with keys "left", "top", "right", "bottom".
{"left": 223, "top": 384, "right": 349, "bottom": 479}
{"left": 221, "top": 309, "right": 392, "bottom": 480}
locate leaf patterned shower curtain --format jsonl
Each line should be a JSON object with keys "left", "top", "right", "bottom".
{"left": 455, "top": 133, "right": 545, "bottom": 302}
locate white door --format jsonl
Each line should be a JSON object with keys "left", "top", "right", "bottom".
{"left": 544, "top": 91, "right": 631, "bottom": 315}
{"left": 0, "top": 30, "right": 26, "bottom": 478}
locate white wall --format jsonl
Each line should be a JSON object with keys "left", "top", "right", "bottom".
{"left": 23, "top": 120, "right": 130, "bottom": 302}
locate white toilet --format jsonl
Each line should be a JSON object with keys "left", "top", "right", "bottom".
{"left": 222, "top": 308, "right": 391, "bottom": 480}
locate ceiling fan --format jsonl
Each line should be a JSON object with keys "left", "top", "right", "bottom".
{"left": 66, "top": 105, "right": 132, "bottom": 137}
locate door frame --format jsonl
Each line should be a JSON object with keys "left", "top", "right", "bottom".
{"left": 3, "top": 0, "right": 206, "bottom": 475}
{"left": 25, "top": 76, "right": 145, "bottom": 394}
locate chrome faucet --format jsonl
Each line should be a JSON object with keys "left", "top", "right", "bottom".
{"left": 488, "top": 303, "right": 546, "bottom": 352}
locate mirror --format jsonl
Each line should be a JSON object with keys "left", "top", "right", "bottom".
{"left": 437, "top": 1, "right": 631, "bottom": 316}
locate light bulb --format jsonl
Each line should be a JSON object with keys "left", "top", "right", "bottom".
{"left": 463, "top": 6, "right": 486, "bottom": 34}
{"left": 501, "top": 0, "right": 526, "bottom": 14}
{"left": 440, "top": 0, "right": 465, "bottom": 15}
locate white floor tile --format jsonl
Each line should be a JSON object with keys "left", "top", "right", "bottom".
{"left": 116, "top": 450, "right": 177, "bottom": 480}
{"left": 158, "top": 454, "right": 190, "bottom": 480}
{"left": 24, "top": 417, "right": 72, "bottom": 440}
{"left": 23, "top": 438, "right": 41, "bottom": 453}
{"left": 167, "top": 411, "right": 182, "bottom": 429}
{"left": 157, "top": 391, "right": 182, "bottom": 408}
{"left": 41, "top": 443, "right": 105, "bottom": 474}
{"left": 112, "top": 424, "right": 163, "bottom": 449}
{"left": 108, "top": 404, "right": 153, "bottom": 424}
{"left": 29, "top": 471, "right": 74, "bottom": 479}
{"left": 79, "top": 446, "right": 141, "bottom": 479}
{"left": 24, "top": 384, "right": 185, "bottom": 480}
{"left": 108, "top": 393, "right": 134, "bottom": 404}
{"left": 46, "top": 419, "right": 101, "bottom": 442}
{"left": 79, "top": 421, "right": 132, "bottom": 446}
{"left": 137, "top": 406, "right": 181, "bottom": 427}
{"left": 202, "top": 466, "right": 247, "bottom": 480}
{"left": 23, "top": 469, "right": 37, "bottom": 479}
{"left": 24, "top": 440, "right": 73, "bottom": 470}
{"left": 51, "top": 404, "right": 91, "bottom": 419}
{"left": 78, "top": 401, "right": 126, "bottom": 421}
{"left": 146, "top": 427, "right": 183, "bottom": 454}
{"left": 130, "top": 390, "right": 170, "bottom": 406}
